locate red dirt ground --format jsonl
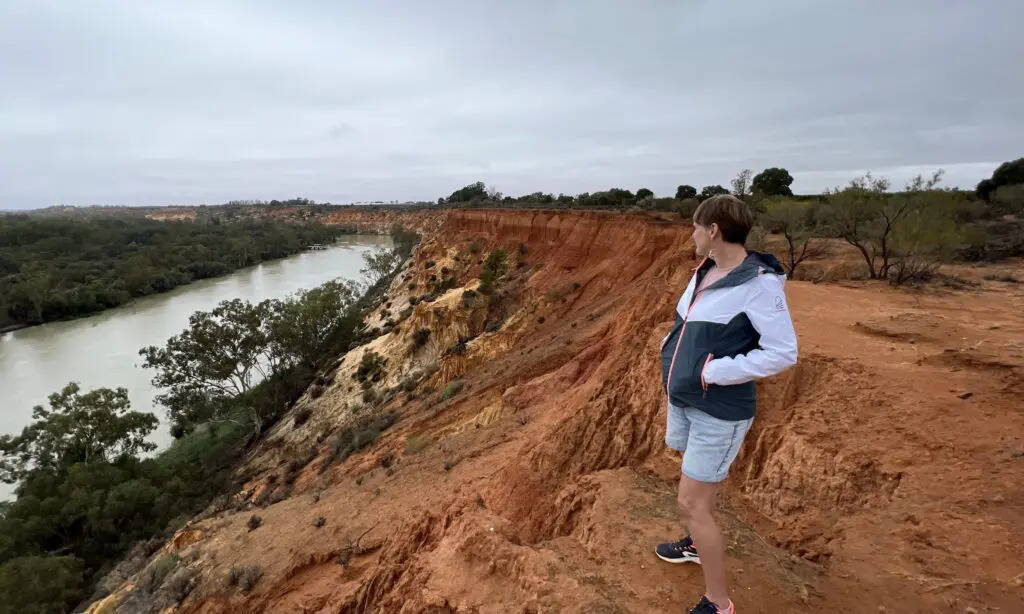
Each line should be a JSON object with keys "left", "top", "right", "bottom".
{"left": 88, "top": 209, "right": 1023, "bottom": 614}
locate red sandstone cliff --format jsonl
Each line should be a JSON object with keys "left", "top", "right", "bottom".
{"left": 89, "top": 209, "right": 1024, "bottom": 614}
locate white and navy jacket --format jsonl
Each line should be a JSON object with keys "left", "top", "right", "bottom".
{"left": 660, "top": 251, "right": 798, "bottom": 421}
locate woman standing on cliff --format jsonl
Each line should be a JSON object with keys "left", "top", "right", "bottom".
{"left": 655, "top": 194, "right": 799, "bottom": 614}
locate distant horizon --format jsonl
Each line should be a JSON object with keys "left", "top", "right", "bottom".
{"left": 0, "top": 161, "right": 1002, "bottom": 212}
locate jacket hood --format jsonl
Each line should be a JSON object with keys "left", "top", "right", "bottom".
{"left": 697, "top": 250, "right": 787, "bottom": 291}
{"left": 744, "top": 250, "right": 786, "bottom": 276}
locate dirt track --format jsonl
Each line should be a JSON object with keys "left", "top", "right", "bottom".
{"left": 90, "top": 209, "right": 1023, "bottom": 614}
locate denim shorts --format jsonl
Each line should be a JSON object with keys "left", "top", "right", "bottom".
{"left": 666, "top": 402, "right": 753, "bottom": 483}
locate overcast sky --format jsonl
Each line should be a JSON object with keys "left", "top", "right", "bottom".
{"left": 1, "top": 0, "right": 1021, "bottom": 209}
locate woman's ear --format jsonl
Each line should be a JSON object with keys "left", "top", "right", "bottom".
{"left": 709, "top": 222, "right": 719, "bottom": 240}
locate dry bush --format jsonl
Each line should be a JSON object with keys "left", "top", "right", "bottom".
{"left": 137, "top": 554, "right": 179, "bottom": 593}
{"left": 227, "top": 565, "right": 263, "bottom": 595}
{"left": 319, "top": 413, "right": 398, "bottom": 473}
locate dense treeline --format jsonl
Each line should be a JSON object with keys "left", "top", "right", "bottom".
{"left": 0, "top": 226, "right": 418, "bottom": 613}
{"left": 439, "top": 159, "right": 1024, "bottom": 280}
{"left": 0, "top": 216, "right": 355, "bottom": 330}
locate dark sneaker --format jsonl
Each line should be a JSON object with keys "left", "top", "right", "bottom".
{"left": 689, "top": 596, "right": 734, "bottom": 614}
{"left": 655, "top": 535, "right": 701, "bottom": 564}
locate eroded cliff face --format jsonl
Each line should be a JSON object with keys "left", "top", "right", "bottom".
{"left": 89, "top": 209, "right": 1024, "bottom": 614}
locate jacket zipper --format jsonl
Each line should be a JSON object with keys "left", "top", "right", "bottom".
{"left": 701, "top": 353, "right": 714, "bottom": 397}
{"left": 665, "top": 257, "right": 711, "bottom": 397}
{"left": 665, "top": 290, "right": 705, "bottom": 396}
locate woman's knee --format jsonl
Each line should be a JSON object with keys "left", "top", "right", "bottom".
{"left": 677, "top": 490, "right": 704, "bottom": 520}
{"left": 677, "top": 481, "right": 714, "bottom": 520}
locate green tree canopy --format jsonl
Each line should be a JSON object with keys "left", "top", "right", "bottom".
{"left": 270, "top": 280, "right": 363, "bottom": 370}
{"left": 675, "top": 185, "right": 697, "bottom": 200}
{"left": 447, "top": 182, "right": 489, "bottom": 204}
{"left": 0, "top": 383, "right": 157, "bottom": 484}
{"left": 0, "top": 555, "right": 85, "bottom": 614}
{"left": 360, "top": 247, "right": 403, "bottom": 286}
{"left": 140, "top": 298, "right": 278, "bottom": 434}
{"left": 752, "top": 167, "right": 795, "bottom": 197}
{"left": 823, "top": 170, "right": 964, "bottom": 280}
{"left": 699, "top": 185, "right": 730, "bottom": 201}
{"left": 976, "top": 157, "right": 1024, "bottom": 201}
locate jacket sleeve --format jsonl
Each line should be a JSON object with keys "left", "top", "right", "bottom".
{"left": 702, "top": 275, "right": 798, "bottom": 386}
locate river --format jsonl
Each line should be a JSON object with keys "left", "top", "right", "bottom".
{"left": 0, "top": 235, "right": 392, "bottom": 500}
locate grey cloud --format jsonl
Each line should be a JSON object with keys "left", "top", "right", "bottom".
{"left": 1, "top": 0, "right": 1022, "bottom": 209}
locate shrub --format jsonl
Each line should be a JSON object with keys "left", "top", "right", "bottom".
{"left": 469, "top": 240, "right": 483, "bottom": 254}
{"left": 227, "top": 565, "right": 263, "bottom": 594}
{"left": 309, "top": 384, "right": 325, "bottom": 399}
{"left": 293, "top": 407, "right": 313, "bottom": 427}
{"left": 139, "top": 555, "right": 179, "bottom": 592}
{"left": 425, "top": 260, "right": 436, "bottom": 268}
{"left": 745, "top": 225, "right": 769, "bottom": 251}
{"left": 283, "top": 456, "right": 308, "bottom": 485}
{"left": 676, "top": 197, "right": 700, "bottom": 218}
{"left": 433, "top": 276, "right": 458, "bottom": 293}
{"left": 313, "top": 516, "right": 326, "bottom": 528}
{"left": 164, "top": 567, "right": 196, "bottom": 603}
{"left": 479, "top": 249, "right": 508, "bottom": 294}
{"left": 761, "top": 198, "right": 827, "bottom": 277}
{"left": 440, "top": 380, "right": 464, "bottom": 401}
{"left": 411, "top": 327, "right": 431, "bottom": 350}
{"left": 361, "top": 387, "right": 380, "bottom": 405}
{"left": 247, "top": 515, "right": 263, "bottom": 531}
{"left": 824, "top": 170, "right": 963, "bottom": 281}
{"left": 401, "top": 375, "right": 420, "bottom": 392}
{"left": 353, "top": 351, "right": 387, "bottom": 383}
{"left": 319, "top": 413, "right": 398, "bottom": 472}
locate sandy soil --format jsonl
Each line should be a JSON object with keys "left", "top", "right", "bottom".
{"left": 88, "top": 209, "right": 1023, "bottom": 614}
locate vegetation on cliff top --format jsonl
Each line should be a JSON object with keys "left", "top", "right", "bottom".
{"left": 439, "top": 157, "right": 1024, "bottom": 282}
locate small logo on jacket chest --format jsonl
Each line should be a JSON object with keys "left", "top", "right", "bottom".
{"left": 774, "top": 296, "right": 786, "bottom": 312}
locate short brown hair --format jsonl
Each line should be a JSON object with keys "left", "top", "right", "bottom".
{"left": 693, "top": 194, "right": 754, "bottom": 244}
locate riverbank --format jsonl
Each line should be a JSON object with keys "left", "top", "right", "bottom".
{"left": 0, "top": 238, "right": 371, "bottom": 338}
{"left": 0, "top": 237, "right": 396, "bottom": 500}
{"left": 0, "top": 215, "right": 356, "bottom": 333}
{"left": 0, "top": 322, "right": 26, "bottom": 335}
